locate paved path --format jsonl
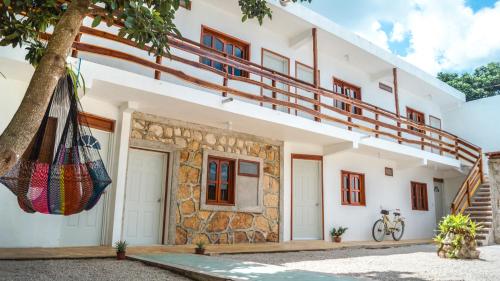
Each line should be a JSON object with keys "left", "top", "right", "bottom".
{"left": 131, "top": 253, "right": 361, "bottom": 281}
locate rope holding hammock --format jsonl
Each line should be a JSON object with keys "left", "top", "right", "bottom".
{"left": 0, "top": 74, "right": 112, "bottom": 215}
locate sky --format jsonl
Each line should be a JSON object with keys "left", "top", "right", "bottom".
{"left": 302, "top": 0, "right": 500, "bottom": 75}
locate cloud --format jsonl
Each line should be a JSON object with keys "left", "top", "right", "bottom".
{"left": 305, "top": 0, "right": 500, "bottom": 75}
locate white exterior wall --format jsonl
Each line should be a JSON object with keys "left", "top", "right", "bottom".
{"left": 283, "top": 141, "right": 441, "bottom": 242}
{"left": 444, "top": 95, "right": 500, "bottom": 154}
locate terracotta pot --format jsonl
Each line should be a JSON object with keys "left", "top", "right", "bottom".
{"left": 116, "top": 251, "right": 126, "bottom": 260}
{"left": 195, "top": 248, "right": 206, "bottom": 255}
{"left": 333, "top": 236, "right": 342, "bottom": 243}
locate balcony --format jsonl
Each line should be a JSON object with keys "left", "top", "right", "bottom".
{"left": 36, "top": 24, "right": 482, "bottom": 168}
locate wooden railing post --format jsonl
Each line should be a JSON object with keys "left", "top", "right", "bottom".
{"left": 375, "top": 110, "right": 379, "bottom": 138}
{"left": 439, "top": 135, "right": 443, "bottom": 155}
{"left": 466, "top": 180, "right": 471, "bottom": 207}
{"left": 479, "top": 149, "right": 484, "bottom": 183}
{"left": 271, "top": 71, "right": 277, "bottom": 110}
{"left": 222, "top": 53, "right": 228, "bottom": 97}
{"left": 455, "top": 140, "right": 460, "bottom": 160}
{"left": 154, "top": 56, "right": 163, "bottom": 80}
{"left": 451, "top": 203, "right": 456, "bottom": 214}
{"left": 71, "top": 33, "right": 82, "bottom": 58}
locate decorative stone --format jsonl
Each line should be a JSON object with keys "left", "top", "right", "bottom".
{"left": 198, "top": 211, "right": 211, "bottom": 221}
{"left": 180, "top": 151, "right": 190, "bottom": 162}
{"left": 254, "top": 231, "right": 266, "bottom": 243}
{"left": 237, "top": 139, "right": 244, "bottom": 148}
{"left": 265, "top": 208, "right": 279, "bottom": 220}
{"left": 193, "top": 131, "right": 203, "bottom": 141}
{"left": 180, "top": 200, "right": 195, "bottom": 215}
{"left": 231, "top": 213, "right": 254, "bottom": 230}
{"left": 234, "top": 231, "right": 249, "bottom": 243}
{"left": 205, "top": 133, "right": 216, "bottom": 145}
{"left": 192, "top": 233, "right": 210, "bottom": 244}
{"left": 164, "top": 127, "right": 173, "bottom": 137}
{"left": 174, "top": 127, "right": 182, "bottom": 136}
{"left": 255, "top": 216, "right": 270, "bottom": 233}
{"left": 175, "top": 227, "right": 187, "bottom": 245}
{"left": 216, "top": 145, "right": 225, "bottom": 152}
{"left": 183, "top": 129, "right": 191, "bottom": 137}
{"left": 192, "top": 185, "right": 201, "bottom": 201}
{"left": 149, "top": 124, "right": 163, "bottom": 137}
{"left": 183, "top": 216, "right": 201, "bottom": 230}
{"left": 206, "top": 212, "right": 230, "bottom": 232}
{"left": 177, "top": 184, "right": 191, "bottom": 200}
{"left": 219, "top": 136, "right": 227, "bottom": 145}
{"left": 267, "top": 232, "right": 279, "bottom": 242}
{"left": 228, "top": 137, "right": 236, "bottom": 147}
{"left": 189, "top": 141, "right": 200, "bottom": 151}
{"left": 175, "top": 137, "right": 187, "bottom": 148}
{"left": 133, "top": 119, "right": 145, "bottom": 130}
{"left": 264, "top": 193, "right": 279, "bottom": 207}
{"left": 266, "top": 150, "right": 275, "bottom": 161}
{"left": 178, "top": 166, "right": 199, "bottom": 184}
{"left": 250, "top": 143, "right": 260, "bottom": 156}
{"left": 219, "top": 233, "right": 228, "bottom": 244}
{"left": 269, "top": 177, "right": 280, "bottom": 193}
{"left": 131, "top": 130, "right": 143, "bottom": 139}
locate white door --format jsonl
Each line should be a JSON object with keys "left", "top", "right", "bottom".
{"left": 434, "top": 180, "right": 445, "bottom": 226}
{"left": 262, "top": 50, "right": 289, "bottom": 113}
{"left": 429, "top": 116, "right": 442, "bottom": 154}
{"left": 295, "top": 63, "right": 316, "bottom": 120}
{"left": 123, "top": 149, "right": 167, "bottom": 245}
{"left": 292, "top": 158, "right": 322, "bottom": 240}
{"left": 60, "top": 128, "right": 111, "bottom": 246}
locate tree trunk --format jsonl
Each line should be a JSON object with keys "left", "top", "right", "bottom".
{"left": 0, "top": 0, "right": 90, "bottom": 176}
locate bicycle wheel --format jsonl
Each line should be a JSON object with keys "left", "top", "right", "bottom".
{"left": 372, "top": 219, "right": 386, "bottom": 242}
{"left": 392, "top": 221, "right": 405, "bottom": 241}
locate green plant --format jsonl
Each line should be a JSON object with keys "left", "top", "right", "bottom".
{"left": 114, "top": 240, "right": 128, "bottom": 253}
{"left": 330, "top": 226, "right": 348, "bottom": 237}
{"left": 195, "top": 241, "right": 206, "bottom": 250}
{"left": 434, "top": 214, "right": 481, "bottom": 258}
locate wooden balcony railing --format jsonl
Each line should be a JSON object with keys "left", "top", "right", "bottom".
{"left": 56, "top": 25, "right": 482, "bottom": 169}
{"left": 451, "top": 156, "right": 484, "bottom": 214}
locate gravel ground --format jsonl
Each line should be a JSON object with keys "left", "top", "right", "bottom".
{"left": 0, "top": 258, "right": 190, "bottom": 281}
{"left": 228, "top": 244, "right": 500, "bottom": 281}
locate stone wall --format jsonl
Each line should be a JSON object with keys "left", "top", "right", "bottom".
{"left": 131, "top": 112, "right": 281, "bottom": 244}
{"left": 489, "top": 157, "right": 500, "bottom": 244}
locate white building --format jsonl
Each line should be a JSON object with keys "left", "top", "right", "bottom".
{"left": 0, "top": 0, "right": 487, "bottom": 248}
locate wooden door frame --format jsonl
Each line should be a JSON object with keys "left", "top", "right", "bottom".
{"left": 124, "top": 147, "right": 170, "bottom": 245}
{"left": 290, "top": 153, "right": 324, "bottom": 241}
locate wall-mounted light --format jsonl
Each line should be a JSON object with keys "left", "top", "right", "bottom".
{"left": 222, "top": 97, "right": 234, "bottom": 104}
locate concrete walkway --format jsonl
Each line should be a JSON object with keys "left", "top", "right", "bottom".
{"left": 129, "top": 253, "right": 361, "bottom": 281}
{"left": 0, "top": 239, "right": 431, "bottom": 260}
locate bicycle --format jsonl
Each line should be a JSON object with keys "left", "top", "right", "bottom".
{"left": 372, "top": 208, "right": 405, "bottom": 242}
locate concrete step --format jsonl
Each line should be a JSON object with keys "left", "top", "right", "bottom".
{"left": 465, "top": 211, "right": 493, "bottom": 217}
{"left": 466, "top": 206, "right": 492, "bottom": 211}
{"left": 476, "top": 228, "right": 490, "bottom": 234}
{"left": 470, "top": 201, "right": 492, "bottom": 207}
{"left": 475, "top": 192, "right": 491, "bottom": 197}
{"left": 477, "top": 241, "right": 484, "bottom": 247}
{"left": 470, "top": 216, "right": 493, "bottom": 222}
{"left": 476, "top": 234, "right": 487, "bottom": 241}
{"left": 473, "top": 197, "right": 492, "bottom": 202}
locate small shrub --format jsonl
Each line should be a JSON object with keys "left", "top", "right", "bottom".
{"left": 434, "top": 214, "right": 480, "bottom": 259}
{"left": 330, "top": 226, "right": 348, "bottom": 237}
{"left": 195, "top": 240, "right": 206, "bottom": 250}
{"left": 114, "top": 240, "right": 128, "bottom": 253}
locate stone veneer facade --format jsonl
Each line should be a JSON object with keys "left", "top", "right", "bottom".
{"left": 130, "top": 112, "right": 281, "bottom": 245}
{"left": 488, "top": 156, "right": 500, "bottom": 244}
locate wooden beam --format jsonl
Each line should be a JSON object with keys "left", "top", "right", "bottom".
{"left": 154, "top": 56, "right": 162, "bottom": 80}
{"left": 393, "top": 68, "right": 400, "bottom": 116}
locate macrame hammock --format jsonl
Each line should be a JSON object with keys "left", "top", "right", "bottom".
{"left": 0, "top": 74, "right": 111, "bottom": 215}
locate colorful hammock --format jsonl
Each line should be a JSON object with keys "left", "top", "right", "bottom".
{"left": 0, "top": 75, "right": 112, "bottom": 215}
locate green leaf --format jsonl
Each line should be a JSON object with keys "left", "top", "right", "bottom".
{"left": 3, "top": 0, "right": 11, "bottom": 7}
{"left": 91, "top": 16, "right": 101, "bottom": 28}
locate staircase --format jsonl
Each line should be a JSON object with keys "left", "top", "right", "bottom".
{"left": 463, "top": 183, "right": 494, "bottom": 246}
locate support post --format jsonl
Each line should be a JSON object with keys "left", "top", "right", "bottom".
{"left": 312, "top": 28, "right": 321, "bottom": 122}
{"left": 154, "top": 56, "right": 162, "bottom": 80}
{"left": 393, "top": 68, "right": 402, "bottom": 144}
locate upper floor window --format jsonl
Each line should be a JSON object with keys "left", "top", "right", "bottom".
{"left": 411, "top": 182, "right": 428, "bottom": 211}
{"left": 200, "top": 26, "right": 249, "bottom": 77}
{"left": 341, "top": 170, "right": 365, "bottom": 206}
{"left": 406, "top": 107, "right": 425, "bottom": 132}
{"left": 207, "top": 156, "right": 235, "bottom": 205}
{"left": 333, "top": 78, "right": 362, "bottom": 115}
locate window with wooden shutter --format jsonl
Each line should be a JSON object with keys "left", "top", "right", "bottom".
{"left": 333, "top": 78, "right": 362, "bottom": 115}
{"left": 200, "top": 26, "right": 250, "bottom": 77}
{"left": 207, "top": 156, "right": 235, "bottom": 205}
{"left": 411, "top": 181, "right": 428, "bottom": 211}
{"left": 341, "top": 170, "right": 365, "bottom": 206}
{"left": 406, "top": 107, "right": 425, "bottom": 132}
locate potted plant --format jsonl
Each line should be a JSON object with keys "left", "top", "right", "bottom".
{"left": 195, "top": 241, "right": 206, "bottom": 255}
{"left": 330, "top": 227, "right": 348, "bottom": 243}
{"left": 115, "top": 240, "right": 128, "bottom": 260}
{"left": 434, "top": 214, "right": 481, "bottom": 259}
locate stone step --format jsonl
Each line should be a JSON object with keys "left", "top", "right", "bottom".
{"left": 475, "top": 192, "right": 491, "bottom": 197}
{"left": 477, "top": 241, "right": 484, "bottom": 247}
{"left": 477, "top": 228, "right": 490, "bottom": 234}
{"left": 476, "top": 234, "right": 487, "bottom": 241}
{"left": 476, "top": 222, "right": 492, "bottom": 228}
{"left": 466, "top": 206, "right": 492, "bottom": 211}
